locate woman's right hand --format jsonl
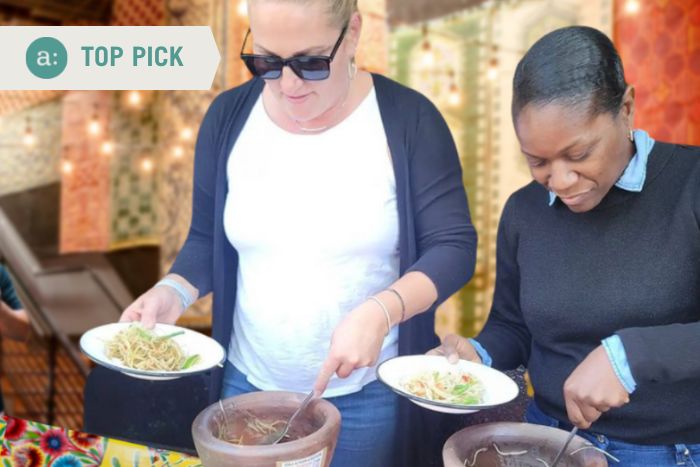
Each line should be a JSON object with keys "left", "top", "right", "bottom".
{"left": 119, "top": 285, "right": 184, "bottom": 328}
{"left": 427, "top": 334, "right": 482, "bottom": 364}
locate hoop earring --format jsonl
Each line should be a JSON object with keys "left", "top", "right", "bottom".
{"left": 629, "top": 129, "right": 634, "bottom": 142}
{"left": 348, "top": 57, "right": 357, "bottom": 80}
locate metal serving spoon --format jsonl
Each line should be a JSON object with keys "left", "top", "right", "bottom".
{"left": 258, "top": 390, "right": 316, "bottom": 445}
{"left": 551, "top": 426, "right": 578, "bottom": 467}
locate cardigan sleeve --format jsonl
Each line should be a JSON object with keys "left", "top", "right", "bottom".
{"left": 474, "top": 196, "right": 532, "bottom": 370}
{"left": 168, "top": 95, "right": 224, "bottom": 296}
{"left": 405, "top": 97, "right": 477, "bottom": 305}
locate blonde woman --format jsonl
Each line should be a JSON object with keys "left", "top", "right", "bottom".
{"left": 120, "top": 0, "right": 476, "bottom": 464}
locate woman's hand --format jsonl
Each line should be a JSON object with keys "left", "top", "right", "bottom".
{"left": 314, "top": 300, "right": 389, "bottom": 394}
{"left": 563, "top": 345, "right": 630, "bottom": 429}
{"left": 427, "top": 334, "right": 482, "bottom": 364}
{"left": 119, "top": 284, "right": 184, "bottom": 328}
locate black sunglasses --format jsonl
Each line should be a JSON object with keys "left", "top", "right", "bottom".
{"left": 240, "top": 25, "right": 348, "bottom": 81}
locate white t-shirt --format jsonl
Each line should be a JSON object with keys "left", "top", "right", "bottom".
{"left": 223, "top": 88, "right": 400, "bottom": 397}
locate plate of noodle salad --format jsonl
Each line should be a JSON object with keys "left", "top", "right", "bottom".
{"left": 376, "top": 355, "right": 519, "bottom": 414}
{"left": 80, "top": 322, "right": 226, "bottom": 381}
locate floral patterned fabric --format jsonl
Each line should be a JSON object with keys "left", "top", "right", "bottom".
{"left": 0, "top": 415, "right": 202, "bottom": 467}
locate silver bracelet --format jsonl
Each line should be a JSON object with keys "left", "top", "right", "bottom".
{"left": 386, "top": 288, "right": 406, "bottom": 323}
{"left": 368, "top": 296, "right": 391, "bottom": 336}
{"left": 155, "top": 278, "right": 195, "bottom": 311}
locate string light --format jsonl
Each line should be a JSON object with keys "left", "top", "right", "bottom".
{"left": 487, "top": 58, "right": 499, "bottom": 81}
{"left": 237, "top": 0, "right": 248, "bottom": 17}
{"left": 420, "top": 24, "right": 434, "bottom": 68}
{"left": 141, "top": 158, "right": 154, "bottom": 173}
{"left": 101, "top": 140, "right": 114, "bottom": 155}
{"left": 180, "top": 127, "right": 194, "bottom": 141}
{"left": 128, "top": 90, "right": 142, "bottom": 107}
{"left": 173, "top": 145, "right": 185, "bottom": 158}
{"left": 87, "top": 103, "right": 101, "bottom": 136}
{"left": 23, "top": 117, "right": 36, "bottom": 148}
{"left": 624, "top": 0, "right": 640, "bottom": 15}
{"left": 61, "top": 160, "right": 73, "bottom": 175}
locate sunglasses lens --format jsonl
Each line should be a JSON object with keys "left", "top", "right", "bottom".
{"left": 243, "top": 56, "right": 282, "bottom": 79}
{"left": 291, "top": 57, "right": 331, "bottom": 81}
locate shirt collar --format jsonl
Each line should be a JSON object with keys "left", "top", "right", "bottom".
{"left": 548, "top": 129, "right": 655, "bottom": 206}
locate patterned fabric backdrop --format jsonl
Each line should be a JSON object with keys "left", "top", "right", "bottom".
{"left": 0, "top": 101, "right": 62, "bottom": 197}
{"left": 615, "top": 0, "right": 700, "bottom": 145}
{"left": 390, "top": 0, "right": 612, "bottom": 337}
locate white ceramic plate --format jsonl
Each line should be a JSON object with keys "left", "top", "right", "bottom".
{"left": 376, "top": 355, "right": 519, "bottom": 414}
{"left": 80, "top": 322, "right": 226, "bottom": 381}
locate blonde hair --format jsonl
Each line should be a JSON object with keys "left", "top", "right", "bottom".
{"left": 249, "top": 0, "right": 358, "bottom": 28}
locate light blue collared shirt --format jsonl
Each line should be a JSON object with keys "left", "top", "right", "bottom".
{"left": 473, "top": 130, "right": 655, "bottom": 394}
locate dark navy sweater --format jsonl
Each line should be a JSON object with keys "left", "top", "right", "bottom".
{"left": 477, "top": 142, "right": 700, "bottom": 444}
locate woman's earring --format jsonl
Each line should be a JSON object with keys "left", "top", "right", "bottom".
{"left": 629, "top": 129, "right": 634, "bottom": 142}
{"left": 348, "top": 57, "right": 357, "bottom": 80}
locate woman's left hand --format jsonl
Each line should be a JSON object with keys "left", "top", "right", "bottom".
{"left": 563, "top": 345, "right": 630, "bottom": 429}
{"left": 314, "top": 300, "right": 389, "bottom": 395}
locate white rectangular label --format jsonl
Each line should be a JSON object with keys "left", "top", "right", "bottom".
{"left": 276, "top": 447, "right": 327, "bottom": 467}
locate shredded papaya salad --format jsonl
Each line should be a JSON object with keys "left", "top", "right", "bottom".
{"left": 401, "top": 370, "right": 485, "bottom": 405}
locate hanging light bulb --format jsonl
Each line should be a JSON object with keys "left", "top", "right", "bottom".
{"left": 487, "top": 58, "right": 499, "bottom": 81}
{"left": 624, "top": 0, "right": 640, "bottom": 14}
{"left": 101, "top": 140, "right": 114, "bottom": 155}
{"left": 87, "top": 103, "right": 101, "bottom": 136}
{"left": 128, "top": 90, "right": 142, "bottom": 107}
{"left": 237, "top": 0, "right": 248, "bottom": 17}
{"left": 420, "top": 24, "right": 434, "bottom": 68}
{"left": 180, "top": 127, "right": 194, "bottom": 141}
{"left": 141, "top": 158, "right": 154, "bottom": 173}
{"left": 447, "top": 70, "right": 461, "bottom": 106}
{"left": 23, "top": 117, "right": 36, "bottom": 148}
{"left": 173, "top": 145, "right": 185, "bottom": 158}
{"left": 61, "top": 160, "right": 74, "bottom": 175}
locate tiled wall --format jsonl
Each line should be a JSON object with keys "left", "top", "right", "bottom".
{"left": 0, "top": 101, "right": 62, "bottom": 197}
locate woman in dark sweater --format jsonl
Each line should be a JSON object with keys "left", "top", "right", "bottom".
{"left": 432, "top": 26, "right": 700, "bottom": 465}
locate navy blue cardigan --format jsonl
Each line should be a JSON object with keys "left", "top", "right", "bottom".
{"left": 171, "top": 74, "right": 476, "bottom": 464}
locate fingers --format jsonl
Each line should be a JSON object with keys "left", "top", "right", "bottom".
{"left": 441, "top": 334, "right": 461, "bottom": 362}
{"left": 564, "top": 388, "right": 607, "bottom": 429}
{"left": 119, "top": 300, "right": 142, "bottom": 323}
{"left": 428, "top": 334, "right": 478, "bottom": 364}
{"left": 140, "top": 298, "right": 157, "bottom": 329}
{"left": 565, "top": 395, "right": 592, "bottom": 429}
{"left": 314, "top": 357, "right": 338, "bottom": 396}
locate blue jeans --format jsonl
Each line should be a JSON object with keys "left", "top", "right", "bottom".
{"left": 525, "top": 401, "right": 700, "bottom": 466}
{"left": 221, "top": 362, "right": 398, "bottom": 467}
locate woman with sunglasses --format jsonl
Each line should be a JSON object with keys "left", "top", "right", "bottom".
{"left": 120, "top": 0, "right": 476, "bottom": 465}
{"left": 430, "top": 26, "right": 700, "bottom": 465}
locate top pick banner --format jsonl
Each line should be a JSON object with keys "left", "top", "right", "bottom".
{"left": 0, "top": 26, "right": 221, "bottom": 90}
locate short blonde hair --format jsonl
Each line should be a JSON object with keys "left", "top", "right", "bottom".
{"left": 249, "top": 0, "right": 358, "bottom": 28}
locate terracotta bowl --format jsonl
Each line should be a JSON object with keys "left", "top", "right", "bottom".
{"left": 192, "top": 391, "right": 341, "bottom": 467}
{"left": 443, "top": 422, "right": 608, "bottom": 467}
